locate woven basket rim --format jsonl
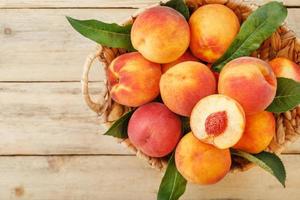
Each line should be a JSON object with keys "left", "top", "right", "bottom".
{"left": 82, "top": 0, "right": 300, "bottom": 172}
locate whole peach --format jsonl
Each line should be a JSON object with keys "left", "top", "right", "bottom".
{"left": 234, "top": 111, "right": 275, "bottom": 154}
{"left": 189, "top": 4, "right": 240, "bottom": 63}
{"left": 175, "top": 132, "right": 231, "bottom": 185}
{"left": 162, "top": 51, "right": 198, "bottom": 73}
{"left": 269, "top": 57, "right": 300, "bottom": 82}
{"left": 218, "top": 57, "right": 277, "bottom": 115}
{"left": 131, "top": 6, "right": 190, "bottom": 63}
{"left": 128, "top": 102, "right": 182, "bottom": 157}
{"left": 160, "top": 61, "right": 216, "bottom": 116}
{"left": 107, "top": 52, "right": 161, "bottom": 107}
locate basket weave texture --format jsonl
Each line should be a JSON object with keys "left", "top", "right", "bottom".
{"left": 82, "top": 0, "right": 300, "bottom": 172}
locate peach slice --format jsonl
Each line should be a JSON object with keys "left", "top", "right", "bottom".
{"left": 175, "top": 132, "right": 231, "bottom": 185}
{"left": 190, "top": 94, "right": 246, "bottom": 149}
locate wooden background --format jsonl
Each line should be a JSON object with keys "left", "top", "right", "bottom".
{"left": 1, "top": 0, "right": 300, "bottom": 199}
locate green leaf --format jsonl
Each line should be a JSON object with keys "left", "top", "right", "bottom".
{"left": 231, "top": 149, "right": 286, "bottom": 187}
{"left": 267, "top": 77, "right": 300, "bottom": 113}
{"left": 104, "top": 111, "right": 134, "bottom": 138}
{"left": 157, "top": 153, "right": 187, "bottom": 200}
{"left": 161, "top": 0, "right": 190, "bottom": 20}
{"left": 212, "top": 1, "right": 287, "bottom": 72}
{"left": 66, "top": 16, "right": 135, "bottom": 51}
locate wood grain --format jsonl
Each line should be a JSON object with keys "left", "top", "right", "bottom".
{"left": 0, "top": 155, "right": 299, "bottom": 200}
{"left": 1, "top": 8, "right": 300, "bottom": 81}
{"left": 0, "top": 82, "right": 299, "bottom": 155}
{"left": 0, "top": 82, "right": 131, "bottom": 155}
{"left": 0, "top": 9, "right": 136, "bottom": 81}
{"left": 0, "top": 0, "right": 299, "bottom": 8}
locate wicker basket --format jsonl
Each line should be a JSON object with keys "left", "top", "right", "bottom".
{"left": 82, "top": 0, "right": 300, "bottom": 172}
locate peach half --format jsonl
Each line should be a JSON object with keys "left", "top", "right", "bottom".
{"left": 189, "top": 4, "right": 240, "bottom": 63}
{"left": 234, "top": 111, "right": 275, "bottom": 154}
{"left": 218, "top": 57, "right": 277, "bottom": 115}
{"left": 175, "top": 132, "right": 231, "bottom": 185}
{"left": 269, "top": 57, "right": 300, "bottom": 82}
{"left": 128, "top": 102, "right": 182, "bottom": 157}
{"left": 160, "top": 61, "right": 216, "bottom": 116}
{"left": 162, "top": 51, "right": 198, "bottom": 73}
{"left": 190, "top": 94, "right": 246, "bottom": 149}
{"left": 131, "top": 6, "right": 190, "bottom": 63}
{"left": 107, "top": 52, "right": 161, "bottom": 107}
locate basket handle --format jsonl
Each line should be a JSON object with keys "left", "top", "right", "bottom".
{"left": 82, "top": 48, "right": 108, "bottom": 114}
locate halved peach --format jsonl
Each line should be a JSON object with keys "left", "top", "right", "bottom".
{"left": 190, "top": 94, "right": 246, "bottom": 149}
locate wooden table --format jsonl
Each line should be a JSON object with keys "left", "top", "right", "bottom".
{"left": 1, "top": 0, "right": 300, "bottom": 199}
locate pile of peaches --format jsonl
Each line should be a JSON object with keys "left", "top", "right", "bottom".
{"left": 107, "top": 4, "right": 300, "bottom": 185}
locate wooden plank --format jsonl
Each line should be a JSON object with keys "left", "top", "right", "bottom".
{"left": 0, "top": 82, "right": 299, "bottom": 155}
{"left": 1, "top": 8, "right": 300, "bottom": 81}
{"left": 0, "top": 82, "right": 131, "bottom": 155}
{"left": 0, "top": 155, "right": 299, "bottom": 200}
{"left": 0, "top": 9, "right": 136, "bottom": 81}
{"left": 0, "top": 0, "right": 299, "bottom": 8}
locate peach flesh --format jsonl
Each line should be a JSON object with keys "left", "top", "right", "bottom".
{"left": 190, "top": 94, "right": 246, "bottom": 149}
{"left": 205, "top": 111, "right": 228, "bottom": 136}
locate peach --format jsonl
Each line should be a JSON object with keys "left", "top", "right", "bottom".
{"left": 189, "top": 4, "right": 240, "bottom": 63}
{"left": 162, "top": 51, "right": 198, "bottom": 73}
{"left": 234, "top": 111, "right": 275, "bottom": 154}
{"left": 128, "top": 102, "right": 182, "bottom": 157}
{"left": 218, "top": 57, "right": 277, "bottom": 115}
{"left": 269, "top": 57, "right": 300, "bottom": 82}
{"left": 160, "top": 61, "right": 216, "bottom": 116}
{"left": 131, "top": 6, "right": 190, "bottom": 63}
{"left": 107, "top": 52, "right": 161, "bottom": 107}
{"left": 191, "top": 94, "right": 246, "bottom": 149}
{"left": 175, "top": 132, "right": 231, "bottom": 185}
